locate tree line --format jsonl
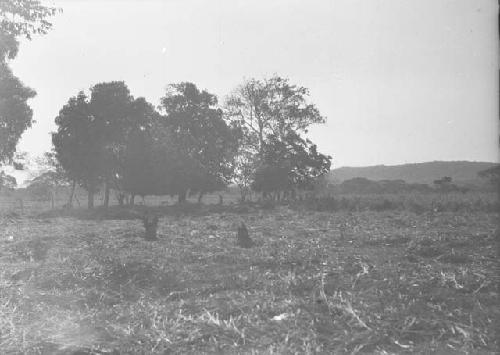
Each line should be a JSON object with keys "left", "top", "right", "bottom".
{"left": 0, "top": 1, "right": 331, "bottom": 208}
{"left": 50, "top": 78, "right": 332, "bottom": 208}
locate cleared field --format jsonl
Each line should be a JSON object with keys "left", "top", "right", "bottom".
{"left": 0, "top": 203, "right": 498, "bottom": 354}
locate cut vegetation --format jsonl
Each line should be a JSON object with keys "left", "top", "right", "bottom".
{"left": 0, "top": 201, "right": 498, "bottom": 354}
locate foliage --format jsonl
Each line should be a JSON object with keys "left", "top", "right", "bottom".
{"left": 114, "top": 97, "right": 161, "bottom": 197}
{"left": 225, "top": 75, "right": 325, "bottom": 156}
{"left": 25, "top": 174, "right": 53, "bottom": 202}
{"left": 27, "top": 170, "right": 68, "bottom": 191}
{"left": 25, "top": 154, "right": 70, "bottom": 206}
{"left": 159, "top": 82, "right": 239, "bottom": 198}
{"left": 252, "top": 164, "right": 290, "bottom": 194}
{"left": 0, "top": 0, "right": 58, "bottom": 164}
{"left": 0, "top": 1, "right": 58, "bottom": 40}
{"left": 52, "top": 91, "right": 101, "bottom": 194}
{"left": 0, "top": 0, "right": 58, "bottom": 61}
{"left": 0, "top": 63, "right": 36, "bottom": 163}
{"left": 52, "top": 82, "right": 141, "bottom": 207}
{"left": 260, "top": 131, "right": 331, "bottom": 191}
{"left": 225, "top": 75, "right": 331, "bottom": 196}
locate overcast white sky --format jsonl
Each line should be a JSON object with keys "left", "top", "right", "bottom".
{"left": 10, "top": 0, "right": 499, "bottom": 168}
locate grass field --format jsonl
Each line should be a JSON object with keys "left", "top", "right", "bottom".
{"left": 0, "top": 193, "right": 498, "bottom": 354}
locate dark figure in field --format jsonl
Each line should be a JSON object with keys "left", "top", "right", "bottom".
{"left": 237, "top": 222, "right": 254, "bottom": 248}
{"left": 142, "top": 213, "right": 159, "bottom": 241}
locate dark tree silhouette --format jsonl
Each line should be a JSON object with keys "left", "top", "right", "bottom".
{"left": 88, "top": 81, "right": 134, "bottom": 207}
{"left": 0, "top": 65, "right": 35, "bottom": 162}
{"left": 159, "top": 82, "right": 239, "bottom": 202}
{"left": 0, "top": 0, "right": 58, "bottom": 163}
{"left": 52, "top": 92, "right": 102, "bottom": 208}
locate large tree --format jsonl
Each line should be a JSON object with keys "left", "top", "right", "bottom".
{"left": 225, "top": 75, "right": 331, "bottom": 197}
{"left": 88, "top": 81, "right": 134, "bottom": 207}
{"left": 52, "top": 82, "right": 140, "bottom": 208}
{"left": 0, "top": 0, "right": 58, "bottom": 163}
{"left": 262, "top": 131, "right": 331, "bottom": 190}
{"left": 113, "top": 97, "right": 163, "bottom": 203}
{"left": 159, "top": 82, "right": 239, "bottom": 202}
{"left": 52, "top": 92, "right": 102, "bottom": 208}
{"left": 226, "top": 75, "right": 325, "bottom": 157}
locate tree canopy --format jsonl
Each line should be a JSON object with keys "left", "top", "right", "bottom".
{"left": 51, "top": 77, "right": 330, "bottom": 207}
{"left": 159, "top": 82, "right": 239, "bottom": 201}
{"left": 0, "top": 0, "right": 58, "bottom": 164}
{"left": 225, "top": 75, "right": 331, "bottom": 197}
{"left": 0, "top": 64, "right": 36, "bottom": 162}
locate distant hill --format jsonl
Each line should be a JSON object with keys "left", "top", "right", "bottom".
{"left": 328, "top": 161, "right": 498, "bottom": 185}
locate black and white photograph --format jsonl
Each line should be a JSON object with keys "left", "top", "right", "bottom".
{"left": 0, "top": 0, "right": 498, "bottom": 353}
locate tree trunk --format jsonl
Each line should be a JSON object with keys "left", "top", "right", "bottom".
{"left": 88, "top": 189, "right": 94, "bottom": 209}
{"left": 239, "top": 187, "right": 246, "bottom": 203}
{"left": 218, "top": 194, "right": 223, "bottom": 205}
{"left": 178, "top": 190, "right": 187, "bottom": 204}
{"left": 117, "top": 193, "right": 125, "bottom": 206}
{"left": 198, "top": 191, "right": 204, "bottom": 204}
{"left": 50, "top": 190, "right": 55, "bottom": 209}
{"left": 130, "top": 194, "right": 135, "bottom": 206}
{"left": 103, "top": 180, "right": 110, "bottom": 208}
{"left": 258, "top": 120, "right": 264, "bottom": 158}
{"left": 68, "top": 180, "right": 76, "bottom": 207}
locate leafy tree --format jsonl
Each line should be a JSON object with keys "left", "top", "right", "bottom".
{"left": 159, "top": 82, "right": 239, "bottom": 202}
{"left": 114, "top": 97, "right": 163, "bottom": 204}
{"left": 226, "top": 75, "right": 331, "bottom": 197}
{"left": 52, "top": 91, "right": 102, "bottom": 208}
{"left": 0, "top": 0, "right": 58, "bottom": 163}
{"left": 252, "top": 164, "right": 290, "bottom": 198}
{"left": 35, "top": 151, "right": 74, "bottom": 207}
{"left": 88, "top": 81, "right": 134, "bottom": 207}
{"left": 26, "top": 170, "right": 68, "bottom": 209}
{"left": 52, "top": 82, "right": 139, "bottom": 208}
{"left": 262, "top": 131, "right": 331, "bottom": 190}
{"left": 225, "top": 75, "right": 325, "bottom": 158}
{"left": 1, "top": 1, "right": 58, "bottom": 40}
{"left": 232, "top": 146, "right": 258, "bottom": 202}
{"left": 0, "top": 63, "right": 36, "bottom": 163}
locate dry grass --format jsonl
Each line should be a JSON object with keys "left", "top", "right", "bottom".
{"left": 0, "top": 202, "right": 498, "bottom": 354}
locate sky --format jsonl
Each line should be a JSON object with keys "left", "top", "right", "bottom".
{"left": 9, "top": 0, "right": 499, "bottom": 168}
